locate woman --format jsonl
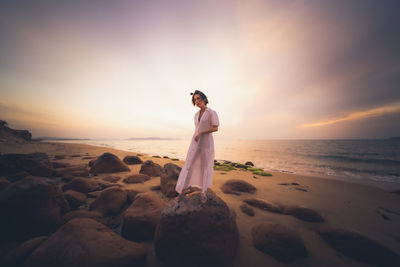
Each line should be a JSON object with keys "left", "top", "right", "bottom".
{"left": 175, "top": 90, "right": 219, "bottom": 203}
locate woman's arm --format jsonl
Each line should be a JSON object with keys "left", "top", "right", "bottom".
{"left": 195, "top": 126, "right": 218, "bottom": 141}
{"left": 200, "top": 126, "right": 218, "bottom": 134}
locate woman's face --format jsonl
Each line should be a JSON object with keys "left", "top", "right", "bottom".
{"left": 194, "top": 94, "right": 205, "bottom": 108}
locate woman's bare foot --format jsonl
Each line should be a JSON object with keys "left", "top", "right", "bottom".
{"left": 174, "top": 194, "right": 184, "bottom": 202}
{"left": 200, "top": 192, "right": 207, "bottom": 203}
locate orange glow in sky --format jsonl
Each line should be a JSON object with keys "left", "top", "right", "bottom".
{"left": 1, "top": 0, "right": 399, "bottom": 139}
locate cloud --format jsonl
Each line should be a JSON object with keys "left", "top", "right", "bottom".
{"left": 301, "top": 101, "right": 400, "bottom": 128}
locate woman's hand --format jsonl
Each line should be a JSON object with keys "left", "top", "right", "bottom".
{"left": 195, "top": 133, "right": 201, "bottom": 142}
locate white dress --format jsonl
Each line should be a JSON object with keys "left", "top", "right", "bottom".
{"left": 175, "top": 107, "right": 220, "bottom": 194}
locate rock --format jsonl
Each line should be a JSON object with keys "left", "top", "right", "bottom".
{"left": 62, "top": 210, "right": 105, "bottom": 224}
{"left": 6, "top": 171, "right": 30, "bottom": 182}
{"left": 283, "top": 206, "right": 324, "bottom": 222}
{"left": 150, "top": 185, "right": 161, "bottom": 191}
{"left": 102, "top": 176, "right": 121, "bottom": 183}
{"left": 294, "top": 187, "right": 307, "bottom": 192}
{"left": 13, "top": 129, "right": 32, "bottom": 140}
{"left": 89, "top": 153, "right": 130, "bottom": 174}
{"left": 240, "top": 203, "right": 255, "bottom": 216}
{"left": 0, "top": 176, "right": 10, "bottom": 191}
{"left": 88, "top": 159, "right": 96, "bottom": 167}
{"left": 82, "top": 156, "right": 96, "bottom": 160}
{"left": 0, "top": 153, "right": 52, "bottom": 178}
{"left": 0, "top": 123, "right": 31, "bottom": 141}
{"left": 51, "top": 162, "right": 70, "bottom": 169}
{"left": 251, "top": 222, "right": 308, "bottom": 264}
{"left": 28, "top": 153, "right": 48, "bottom": 162}
{"left": 139, "top": 160, "right": 163, "bottom": 177}
{"left": 98, "top": 181, "right": 121, "bottom": 190}
{"left": 123, "top": 155, "right": 143, "bottom": 165}
{"left": 160, "top": 163, "right": 181, "bottom": 198}
{"left": 243, "top": 198, "right": 283, "bottom": 213}
{"left": 90, "top": 187, "right": 127, "bottom": 216}
{"left": 123, "top": 174, "right": 150, "bottom": 184}
{"left": 4, "top": 236, "right": 48, "bottom": 266}
{"left": 122, "top": 192, "right": 166, "bottom": 241}
{"left": 0, "top": 176, "right": 70, "bottom": 242}
{"left": 61, "top": 176, "right": 74, "bottom": 183}
{"left": 220, "top": 179, "right": 256, "bottom": 195}
{"left": 232, "top": 163, "right": 248, "bottom": 169}
{"left": 245, "top": 161, "right": 254, "bottom": 166}
{"left": 87, "top": 190, "right": 102, "bottom": 198}
{"left": 53, "top": 166, "right": 90, "bottom": 178}
{"left": 318, "top": 228, "right": 400, "bottom": 267}
{"left": 154, "top": 189, "right": 238, "bottom": 267}
{"left": 63, "top": 190, "right": 87, "bottom": 208}
{"left": 25, "top": 218, "right": 147, "bottom": 267}
{"left": 54, "top": 155, "right": 65, "bottom": 160}
{"left": 125, "top": 189, "right": 143, "bottom": 204}
{"left": 62, "top": 178, "right": 101, "bottom": 193}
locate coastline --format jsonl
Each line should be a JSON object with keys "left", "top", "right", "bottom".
{"left": 37, "top": 140, "right": 400, "bottom": 192}
{"left": 1, "top": 140, "right": 400, "bottom": 266}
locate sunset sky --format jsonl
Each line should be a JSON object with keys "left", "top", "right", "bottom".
{"left": 1, "top": 0, "right": 399, "bottom": 140}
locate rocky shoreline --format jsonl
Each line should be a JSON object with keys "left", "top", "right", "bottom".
{"left": 1, "top": 141, "right": 399, "bottom": 267}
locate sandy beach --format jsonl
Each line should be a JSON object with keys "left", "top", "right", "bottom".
{"left": 1, "top": 140, "right": 399, "bottom": 267}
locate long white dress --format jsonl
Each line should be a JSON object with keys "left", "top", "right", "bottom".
{"left": 175, "top": 107, "right": 219, "bottom": 194}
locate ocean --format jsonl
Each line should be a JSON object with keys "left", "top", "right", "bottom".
{"left": 46, "top": 138, "right": 400, "bottom": 190}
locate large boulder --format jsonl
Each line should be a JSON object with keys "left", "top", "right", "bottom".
{"left": 160, "top": 163, "right": 181, "bottom": 198}
{"left": 62, "top": 210, "right": 105, "bottom": 225}
{"left": 123, "top": 155, "right": 143, "bottom": 165}
{"left": 0, "top": 176, "right": 70, "bottom": 242}
{"left": 25, "top": 218, "right": 147, "bottom": 267}
{"left": 89, "top": 153, "right": 130, "bottom": 174}
{"left": 4, "top": 236, "right": 48, "bottom": 266}
{"left": 62, "top": 178, "right": 101, "bottom": 193}
{"left": 220, "top": 179, "right": 256, "bottom": 195}
{"left": 125, "top": 189, "right": 143, "bottom": 204}
{"left": 123, "top": 174, "right": 150, "bottom": 184}
{"left": 318, "top": 228, "right": 400, "bottom": 267}
{"left": 122, "top": 192, "right": 166, "bottom": 241}
{"left": 0, "top": 153, "right": 52, "bottom": 178}
{"left": 154, "top": 189, "right": 238, "bottom": 267}
{"left": 251, "top": 222, "right": 308, "bottom": 264}
{"left": 139, "top": 160, "right": 163, "bottom": 177}
{"left": 89, "top": 187, "right": 127, "bottom": 216}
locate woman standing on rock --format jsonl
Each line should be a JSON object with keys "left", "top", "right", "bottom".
{"left": 175, "top": 90, "right": 219, "bottom": 203}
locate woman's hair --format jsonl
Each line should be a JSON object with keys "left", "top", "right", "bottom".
{"left": 190, "top": 90, "right": 209, "bottom": 106}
